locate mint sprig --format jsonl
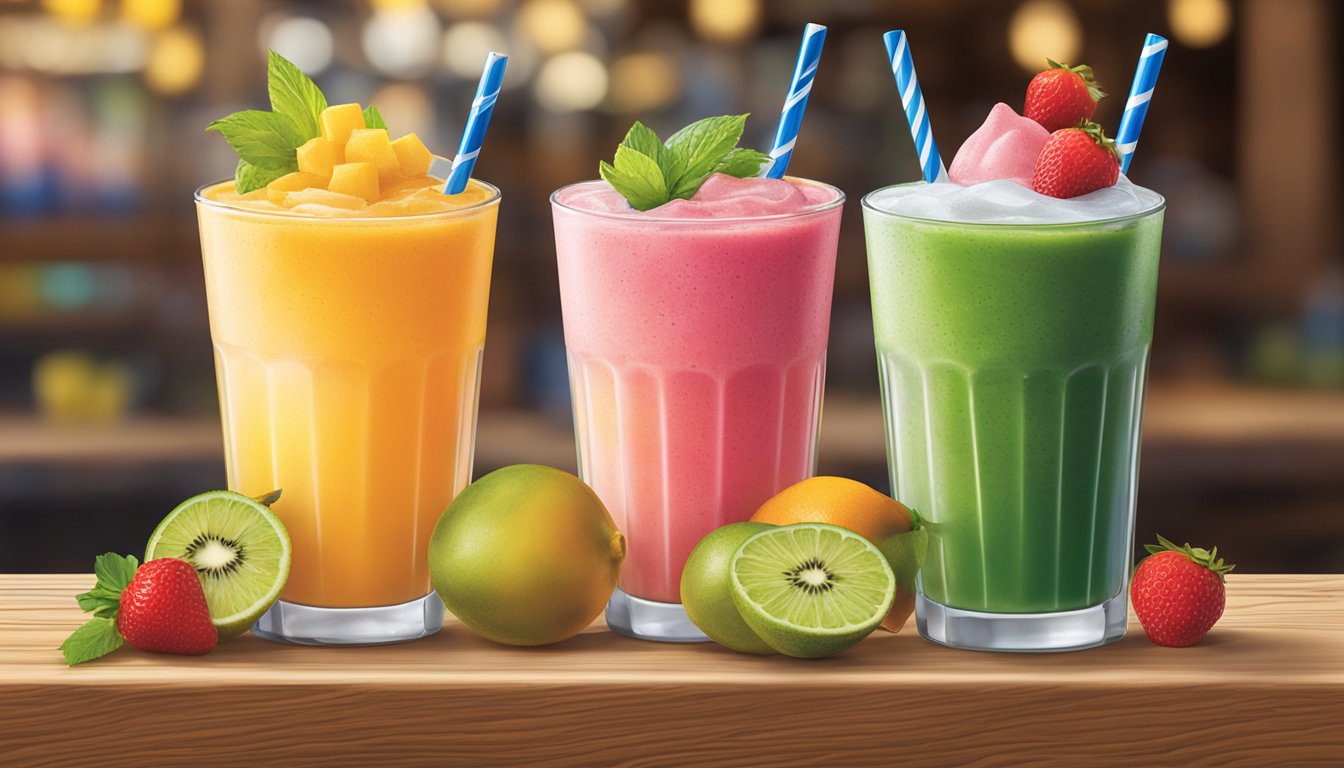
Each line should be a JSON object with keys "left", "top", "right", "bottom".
{"left": 207, "top": 50, "right": 384, "bottom": 194}
{"left": 599, "top": 114, "right": 770, "bottom": 211}
{"left": 62, "top": 553, "right": 138, "bottom": 666}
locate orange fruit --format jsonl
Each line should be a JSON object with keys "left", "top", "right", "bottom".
{"left": 750, "top": 476, "right": 921, "bottom": 633}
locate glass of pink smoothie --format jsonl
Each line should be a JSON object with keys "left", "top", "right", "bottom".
{"left": 552, "top": 173, "right": 844, "bottom": 642}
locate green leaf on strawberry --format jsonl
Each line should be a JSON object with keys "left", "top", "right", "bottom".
{"left": 64, "top": 553, "right": 139, "bottom": 665}
{"left": 1144, "top": 533, "right": 1236, "bottom": 581}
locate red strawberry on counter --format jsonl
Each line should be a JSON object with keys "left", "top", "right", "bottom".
{"left": 1031, "top": 121, "right": 1120, "bottom": 199}
{"left": 1024, "top": 59, "right": 1105, "bottom": 132}
{"left": 117, "top": 558, "right": 219, "bottom": 656}
{"left": 1130, "top": 535, "right": 1234, "bottom": 647}
{"left": 61, "top": 553, "right": 218, "bottom": 665}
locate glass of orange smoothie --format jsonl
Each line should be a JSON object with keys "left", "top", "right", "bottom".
{"left": 195, "top": 172, "right": 499, "bottom": 645}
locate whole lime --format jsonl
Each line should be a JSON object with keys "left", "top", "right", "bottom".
{"left": 680, "top": 522, "right": 775, "bottom": 655}
{"left": 429, "top": 465, "right": 625, "bottom": 645}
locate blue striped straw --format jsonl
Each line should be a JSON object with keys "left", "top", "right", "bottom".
{"left": 883, "top": 30, "right": 946, "bottom": 184}
{"left": 444, "top": 51, "right": 508, "bottom": 195}
{"left": 1115, "top": 33, "right": 1168, "bottom": 174}
{"left": 764, "top": 23, "right": 827, "bottom": 179}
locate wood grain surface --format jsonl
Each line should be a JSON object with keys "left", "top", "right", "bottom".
{"left": 2, "top": 574, "right": 1341, "bottom": 767}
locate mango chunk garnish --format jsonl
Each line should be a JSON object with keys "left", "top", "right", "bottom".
{"left": 327, "top": 161, "right": 380, "bottom": 203}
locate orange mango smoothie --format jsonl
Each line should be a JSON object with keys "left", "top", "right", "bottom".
{"left": 196, "top": 177, "right": 499, "bottom": 608}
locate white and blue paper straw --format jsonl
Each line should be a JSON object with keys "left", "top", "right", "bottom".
{"left": 445, "top": 51, "right": 508, "bottom": 195}
{"left": 883, "top": 30, "right": 946, "bottom": 184}
{"left": 764, "top": 23, "right": 827, "bottom": 180}
{"left": 1115, "top": 33, "right": 1168, "bottom": 175}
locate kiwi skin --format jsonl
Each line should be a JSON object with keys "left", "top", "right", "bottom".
{"left": 729, "top": 523, "right": 895, "bottom": 659}
{"left": 681, "top": 522, "right": 777, "bottom": 655}
{"left": 144, "top": 490, "right": 291, "bottom": 641}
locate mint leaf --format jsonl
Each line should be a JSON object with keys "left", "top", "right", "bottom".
{"left": 236, "top": 159, "right": 290, "bottom": 194}
{"left": 61, "top": 617, "right": 124, "bottom": 666}
{"left": 75, "top": 552, "right": 137, "bottom": 618}
{"left": 599, "top": 146, "right": 668, "bottom": 211}
{"left": 207, "top": 110, "right": 304, "bottom": 169}
{"left": 714, "top": 148, "right": 770, "bottom": 179}
{"left": 363, "top": 105, "right": 387, "bottom": 130}
{"left": 267, "top": 50, "right": 326, "bottom": 141}
{"left": 665, "top": 114, "right": 748, "bottom": 199}
{"left": 599, "top": 114, "right": 765, "bottom": 209}
{"left": 620, "top": 121, "right": 667, "bottom": 169}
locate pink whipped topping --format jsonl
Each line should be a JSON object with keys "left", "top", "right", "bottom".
{"left": 948, "top": 102, "right": 1050, "bottom": 188}
{"left": 561, "top": 173, "right": 837, "bottom": 218}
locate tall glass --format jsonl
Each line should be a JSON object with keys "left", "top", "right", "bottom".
{"left": 195, "top": 180, "right": 500, "bottom": 645}
{"left": 552, "top": 180, "right": 844, "bottom": 642}
{"left": 862, "top": 187, "right": 1164, "bottom": 652}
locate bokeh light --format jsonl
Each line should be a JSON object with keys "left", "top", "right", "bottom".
{"left": 443, "top": 21, "right": 507, "bottom": 78}
{"left": 516, "top": 0, "right": 587, "bottom": 54}
{"left": 368, "top": 82, "right": 435, "bottom": 141}
{"left": 1168, "top": 0, "right": 1232, "bottom": 49}
{"left": 608, "top": 52, "right": 679, "bottom": 113}
{"left": 1008, "top": 0, "right": 1082, "bottom": 72}
{"left": 42, "top": 0, "right": 100, "bottom": 26}
{"left": 534, "top": 51, "right": 607, "bottom": 113}
{"left": 689, "top": 0, "right": 759, "bottom": 44}
{"left": 144, "top": 25, "right": 204, "bottom": 95}
{"left": 362, "top": 6, "right": 442, "bottom": 79}
{"left": 431, "top": 0, "right": 503, "bottom": 16}
{"left": 266, "top": 16, "right": 334, "bottom": 75}
{"left": 120, "top": 0, "right": 180, "bottom": 31}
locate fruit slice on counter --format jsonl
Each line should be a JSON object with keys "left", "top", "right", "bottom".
{"left": 145, "top": 490, "right": 291, "bottom": 640}
{"left": 730, "top": 523, "right": 894, "bottom": 659}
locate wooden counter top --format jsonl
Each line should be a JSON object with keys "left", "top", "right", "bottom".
{"left": 2, "top": 574, "right": 1340, "bottom": 767}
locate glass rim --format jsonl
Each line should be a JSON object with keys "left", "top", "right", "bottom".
{"left": 860, "top": 181, "right": 1166, "bottom": 230}
{"left": 549, "top": 177, "right": 846, "bottom": 224}
{"left": 193, "top": 178, "right": 502, "bottom": 222}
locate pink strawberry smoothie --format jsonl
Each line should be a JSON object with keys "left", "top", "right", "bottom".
{"left": 552, "top": 174, "right": 844, "bottom": 603}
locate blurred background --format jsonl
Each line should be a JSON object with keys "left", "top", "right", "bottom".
{"left": 1, "top": 0, "right": 1340, "bottom": 573}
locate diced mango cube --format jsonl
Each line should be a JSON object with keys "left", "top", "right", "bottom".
{"left": 320, "top": 103, "right": 367, "bottom": 146}
{"left": 297, "top": 137, "right": 342, "bottom": 179}
{"left": 390, "top": 133, "right": 433, "bottom": 177}
{"left": 380, "top": 174, "right": 439, "bottom": 200}
{"left": 327, "top": 161, "right": 380, "bottom": 203}
{"left": 345, "top": 128, "right": 400, "bottom": 181}
{"left": 278, "top": 188, "right": 367, "bottom": 211}
{"left": 265, "top": 171, "right": 328, "bottom": 205}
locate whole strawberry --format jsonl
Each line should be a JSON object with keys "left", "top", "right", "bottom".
{"left": 118, "top": 558, "right": 219, "bottom": 655}
{"left": 61, "top": 553, "right": 218, "bottom": 665}
{"left": 1031, "top": 121, "right": 1120, "bottom": 199}
{"left": 1130, "top": 535, "right": 1234, "bottom": 647}
{"left": 1024, "top": 59, "right": 1105, "bottom": 132}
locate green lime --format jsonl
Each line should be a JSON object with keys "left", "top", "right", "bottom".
{"left": 145, "top": 490, "right": 291, "bottom": 640}
{"left": 681, "top": 522, "right": 776, "bottom": 655}
{"left": 729, "top": 523, "right": 895, "bottom": 658}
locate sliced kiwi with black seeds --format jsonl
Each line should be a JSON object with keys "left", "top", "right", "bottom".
{"left": 145, "top": 490, "right": 291, "bottom": 640}
{"left": 729, "top": 523, "right": 895, "bottom": 658}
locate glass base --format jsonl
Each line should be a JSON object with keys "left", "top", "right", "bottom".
{"left": 252, "top": 592, "right": 445, "bottom": 646}
{"left": 916, "top": 591, "right": 1127, "bottom": 653}
{"left": 605, "top": 587, "right": 710, "bottom": 643}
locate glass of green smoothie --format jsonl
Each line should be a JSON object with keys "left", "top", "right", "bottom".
{"left": 862, "top": 176, "right": 1164, "bottom": 652}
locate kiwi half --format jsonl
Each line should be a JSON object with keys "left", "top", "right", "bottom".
{"left": 729, "top": 523, "right": 895, "bottom": 658}
{"left": 145, "top": 490, "right": 291, "bottom": 640}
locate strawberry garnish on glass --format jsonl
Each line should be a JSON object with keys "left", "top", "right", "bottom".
{"left": 1130, "top": 535, "right": 1235, "bottom": 647}
{"left": 1031, "top": 120, "right": 1121, "bottom": 199}
{"left": 1024, "top": 59, "right": 1106, "bottom": 132}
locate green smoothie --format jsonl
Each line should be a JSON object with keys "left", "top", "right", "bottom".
{"left": 863, "top": 185, "right": 1163, "bottom": 614}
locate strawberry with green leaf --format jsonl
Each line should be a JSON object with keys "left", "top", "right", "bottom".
{"left": 61, "top": 553, "right": 218, "bottom": 665}
{"left": 600, "top": 115, "right": 771, "bottom": 211}
{"left": 1130, "top": 535, "right": 1234, "bottom": 647}
{"left": 1024, "top": 59, "right": 1105, "bottom": 132}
